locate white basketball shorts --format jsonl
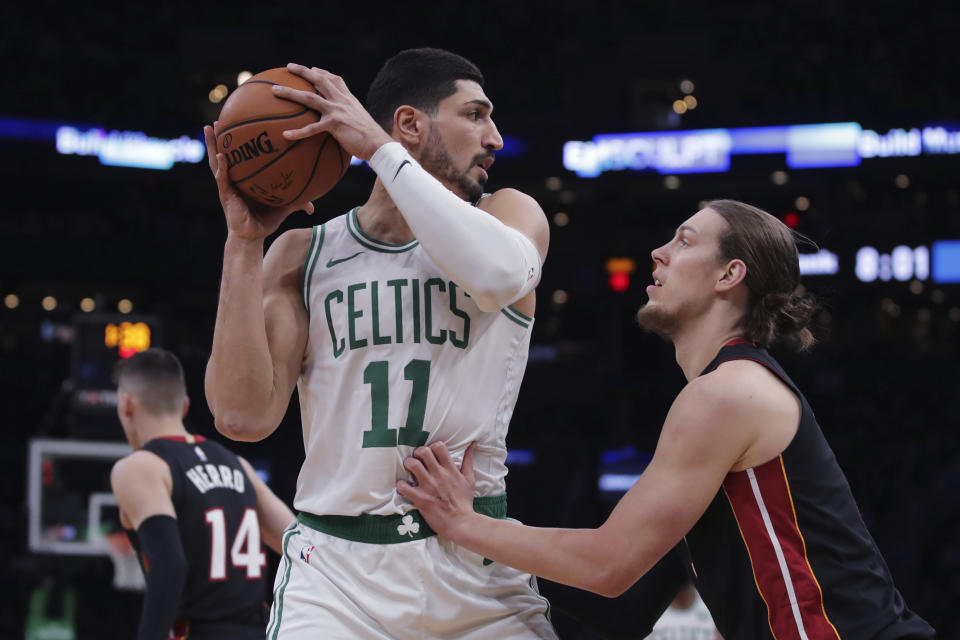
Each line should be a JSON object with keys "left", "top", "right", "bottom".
{"left": 266, "top": 498, "right": 556, "bottom": 639}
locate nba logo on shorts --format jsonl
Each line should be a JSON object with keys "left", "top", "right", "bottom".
{"left": 300, "top": 545, "right": 315, "bottom": 564}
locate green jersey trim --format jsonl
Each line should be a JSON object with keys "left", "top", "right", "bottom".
{"left": 266, "top": 523, "right": 299, "bottom": 639}
{"left": 297, "top": 494, "right": 507, "bottom": 544}
{"left": 346, "top": 207, "right": 419, "bottom": 253}
{"left": 302, "top": 224, "right": 325, "bottom": 317}
{"left": 500, "top": 305, "right": 533, "bottom": 328}
{"left": 507, "top": 305, "right": 533, "bottom": 322}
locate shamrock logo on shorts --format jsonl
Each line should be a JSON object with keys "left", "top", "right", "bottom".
{"left": 397, "top": 514, "right": 420, "bottom": 537}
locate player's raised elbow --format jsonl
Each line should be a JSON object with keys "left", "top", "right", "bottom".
{"left": 213, "top": 411, "right": 275, "bottom": 442}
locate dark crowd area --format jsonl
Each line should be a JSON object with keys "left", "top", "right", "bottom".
{"left": 1, "top": 1, "right": 958, "bottom": 637}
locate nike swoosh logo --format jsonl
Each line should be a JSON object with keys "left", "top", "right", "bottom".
{"left": 393, "top": 159, "right": 411, "bottom": 182}
{"left": 326, "top": 252, "right": 363, "bottom": 268}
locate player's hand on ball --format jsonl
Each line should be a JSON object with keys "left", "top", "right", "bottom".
{"left": 276, "top": 63, "right": 393, "bottom": 162}
{"left": 204, "top": 124, "right": 314, "bottom": 240}
{"left": 397, "top": 441, "right": 478, "bottom": 540}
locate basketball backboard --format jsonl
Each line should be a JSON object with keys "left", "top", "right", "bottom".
{"left": 27, "top": 438, "right": 132, "bottom": 556}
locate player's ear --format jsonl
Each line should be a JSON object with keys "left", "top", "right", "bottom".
{"left": 393, "top": 105, "right": 425, "bottom": 147}
{"left": 181, "top": 395, "right": 190, "bottom": 419}
{"left": 117, "top": 391, "right": 135, "bottom": 420}
{"left": 716, "top": 258, "right": 747, "bottom": 292}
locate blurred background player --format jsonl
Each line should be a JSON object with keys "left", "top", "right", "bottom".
{"left": 398, "top": 200, "right": 937, "bottom": 639}
{"left": 646, "top": 580, "right": 719, "bottom": 640}
{"left": 203, "top": 48, "right": 555, "bottom": 638}
{"left": 111, "top": 348, "right": 295, "bottom": 640}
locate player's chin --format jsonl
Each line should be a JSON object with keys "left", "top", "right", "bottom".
{"left": 459, "top": 176, "right": 485, "bottom": 202}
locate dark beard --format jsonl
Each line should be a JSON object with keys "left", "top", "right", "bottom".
{"left": 420, "top": 126, "right": 485, "bottom": 203}
{"left": 635, "top": 303, "right": 677, "bottom": 339}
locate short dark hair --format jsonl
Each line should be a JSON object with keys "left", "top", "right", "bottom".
{"left": 366, "top": 47, "right": 484, "bottom": 133}
{"left": 707, "top": 199, "right": 818, "bottom": 351}
{"left": 113, "top": 348, "right": 186, "bottom": 416}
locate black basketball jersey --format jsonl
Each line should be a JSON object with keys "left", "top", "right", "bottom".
{"left": 681, "top": 341, "right": 935, "bottom": 639}
{"left": 127, "top": 435, "right": 267, "bottom": 629}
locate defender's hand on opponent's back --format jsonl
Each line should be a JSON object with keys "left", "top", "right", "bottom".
{"left": 202, "top": 124, "right": 314, "bottom": 241}
{"left": 397, "top": 442, "right": 478, "bottom": 541}
{"left": 275, "top": 62, "right": 394, "bottom": 162}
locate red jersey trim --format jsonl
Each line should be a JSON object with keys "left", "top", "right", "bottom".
{"left": 723, "top": 456, "right": 841, "bottom": 639}
{"left": 156, "top": 434, "right": 206, "bottom": 444}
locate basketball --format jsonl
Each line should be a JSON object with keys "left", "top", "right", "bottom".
{"left": 214, "top": 68, "right": 350, "bottom": 208}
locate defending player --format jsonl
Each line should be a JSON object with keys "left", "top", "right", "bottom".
{"left": 203, "top": 49, "right": 555, "bottom": 638}
{"left": 111, "top": 348, "right": 295, "bottom": 640}
{"left": 399, "top": 201, "right": 936, "bottom": 639}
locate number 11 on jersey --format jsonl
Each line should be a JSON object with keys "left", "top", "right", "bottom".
{"left": 362, "top": 359, "right": 431, "bottom": 448}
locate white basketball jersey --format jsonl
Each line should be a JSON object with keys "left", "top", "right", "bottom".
{"left": 295, "top": 208, "right": 534, "bottom": 516}
{"left": 648, "top": 591, "right": 717, "bottom": 639}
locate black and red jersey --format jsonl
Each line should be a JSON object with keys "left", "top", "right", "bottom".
{"left": 127, "top": 435, "right": 267, "bottom": 632}
{"left": 682, "top": 342, "right": 934, "bottom": 639}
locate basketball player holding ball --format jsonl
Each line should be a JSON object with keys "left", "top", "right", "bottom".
{"left": 203, "top": 49, "right": 556, "bottom": 639}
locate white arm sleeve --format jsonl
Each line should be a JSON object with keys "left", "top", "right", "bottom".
{"left": 368, "top": 142, "right": 542, "bottom": 312}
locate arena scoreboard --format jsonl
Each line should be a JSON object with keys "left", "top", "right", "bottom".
{"left": 70, "top": 313, "right": 161, "bottom": 415}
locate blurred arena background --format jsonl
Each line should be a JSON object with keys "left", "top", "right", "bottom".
{"left": 1, "top": 1, "right": 957, "bottom": 637}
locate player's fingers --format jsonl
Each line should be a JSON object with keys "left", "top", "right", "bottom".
{"left": 461, "top": 441, "right": 478, "bottom": 483}
{"left": 326, "top": 70, "right": 349, "bottom": 91}
{"left": 279, "top": 198, "right": 315, "bottom": 218}
{"left": 314, "top": 67, "right": 347, "bottom": 92}
{"left": 413, "top": 446, "right": 442, "bottom": 474}
{"left": 396, "top": 480, "right": 431, "bottom": 506}
{"left": 203, "top": 125, "right": 218, "bottom": 174}
{"left": 287, "top": 62, "right": 327, "bottom": 82}
{"left": 282, "top": 120, "right": 331, "bottom": 141}
{"left": 430, "top": 441, "right": 455, "bottom": 469}
{"left": 288, "top": 62, "right": 339, "bottom": 85}
{"left": 271, "top": 84, "right": 330, "bottom": 111}
{"left": 402, "top": 456, "right": 432, "bottom": 486}
{"left": 213, "top": 154, "right": 233, "bottom": 191}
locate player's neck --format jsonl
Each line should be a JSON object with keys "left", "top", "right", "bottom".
{"left": 672, "top": 307, "right": 745, "bottom": 381}
{"left": 134, "top": 415, "right": 188, "bottom": 448}
{"left": 357, "top": 180, "right": 416, "bottom": 245}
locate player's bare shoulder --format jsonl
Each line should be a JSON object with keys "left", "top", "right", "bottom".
{"left": 110, "top": 450, "right": 173, "bottom": 507}
{"left": 684, "top": 361, "right": 790, "bottom": 419}
{"left": 478, "top": 188, "right": 541, "bottom": 212}
{"left": 702, "top": 360, "right": 801, "bottom": 468}
{"left": 111, "top": 450, "right": 169, "bottom": 486}
{"left": 263, "top": 227, "right": 316, "bottom": 291}
{"left": 477, "top": 188, "right": 549, "bottom": 259}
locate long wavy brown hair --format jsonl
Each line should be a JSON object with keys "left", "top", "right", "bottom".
{"left": 707, "top": 199, "right": 818, "bottom": 351}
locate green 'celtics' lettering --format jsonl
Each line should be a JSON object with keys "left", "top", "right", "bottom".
{"left": 386, "top": 279, "right": 408, "bottom": 343}
{"left": 424, "top": 279, "right": 447, "bottom": 345}
{"left": 324, "top": 290, "right": 345, "bottom": 358}
{"left": 411, "top": 278, "right": 421, "bottom": 344}
{"left": 448, "top": 282, "right": 470, "bottom": 349}
{"left": 361, "top": 361, "right": 396, "bottom": 447}
{"left": 321, "top": 278, "right": 483, "bottom": 357}
{"left": 361, "top": 359, "right": 432, "bottom": 449}
{"left": 347, "top": 283, "right": 367, "bottom": 350}
{"left": 370, "top": 281, "right": 390, "bottom": 346}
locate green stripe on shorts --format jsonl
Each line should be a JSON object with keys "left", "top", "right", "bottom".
{"left": 267, "top": 524, "right": 299, "bottom": 639}
{"left": 298, "top": 494, "right": 507, "bottom": 544}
